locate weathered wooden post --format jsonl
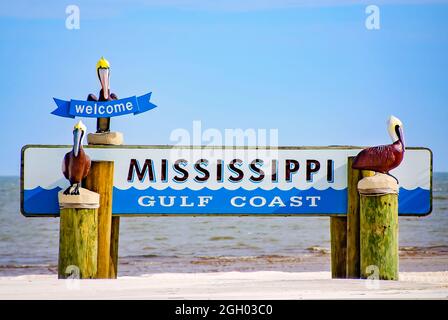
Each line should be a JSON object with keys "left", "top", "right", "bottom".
{"left": 332, "top": 157, "right": 375, "bottom": 279}
{"left": 58, "top": 190, "right": 100, "bottom": 279}
{"left": 84, "top": 161, "right": 115, "bottom": 279}
{"left": 330, "top": 215, "right": 347, "bottom": 278}
{"left": 87, "top": 133, "right": 122, "bottom": 279}
{"left": 330, "top": 157, "right": 368, "bottom": 279}
{"left": 359, "top": 174, "right": 399, "bottom": 280}
{"left": 109, "top": 216, "right": 120, "bottom": 278}
{"left": 346, "top": 157, "right": 374, "bottom": 278}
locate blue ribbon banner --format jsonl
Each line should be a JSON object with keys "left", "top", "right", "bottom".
{"left": 51, "top": 92, "right": 156, "bottom": 118}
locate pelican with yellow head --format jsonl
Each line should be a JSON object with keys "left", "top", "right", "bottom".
{"left": 62, "top": 120, "right": 91, "bottom": 195}
{"left": 87, "top": 57, "right": 118, "bottom": 133}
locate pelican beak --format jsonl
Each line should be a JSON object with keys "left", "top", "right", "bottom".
{"left": 73, "top": 128, "right": 82, "bottom": 157}
{"left": 98, "top": 68, "right": 109, "bottom": 99}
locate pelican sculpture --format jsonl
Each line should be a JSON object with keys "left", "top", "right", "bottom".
{"left": 352, "top": 115, "right": 405, "bottom": 183}
{"left": 87, "top": 57, "right": 118, "bottom": 133}
{"left": 62, "top": 121, "right": 91, "bottom": 195}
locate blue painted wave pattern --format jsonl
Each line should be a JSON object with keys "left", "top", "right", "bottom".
{"left": 22, "top": 187, "right": 431, "bottom": 216}
{"left": 23, "top": 186, "right": 62, "bottom": 215}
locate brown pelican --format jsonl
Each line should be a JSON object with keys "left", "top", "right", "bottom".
{"left": 62, "top": 121, "right": 91, "bottom": 195}
{"left": 352, "top": 115, "right": 405, "bottom": 183}
{"left": 87, "top": 57, "right": 118, "bottom": 133}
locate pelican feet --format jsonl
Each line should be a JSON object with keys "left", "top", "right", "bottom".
{"left": 386, "top": 173, "right": 399, "bottom": 185}
{"left": 63, "top": 183, "right": 81, "bottom": 195}
{"left": 96, "top": 129, "right": 111, "bottom": 134}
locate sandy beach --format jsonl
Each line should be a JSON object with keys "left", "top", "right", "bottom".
{"left": 1, "top": 271, "right": 447, "bottom": 300}
{"left": 1, "top": 175, "right": 447, "bottom": 300}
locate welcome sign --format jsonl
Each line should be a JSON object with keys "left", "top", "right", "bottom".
{"left": 51, "top": 93, "right": 156, "bottom": 118}
{"left": 21, "top": 145, "right": 432, "bottom": 217}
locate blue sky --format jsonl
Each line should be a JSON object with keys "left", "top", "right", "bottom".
{"left": 0, "top": 1, "right": 447, "bottom": 175}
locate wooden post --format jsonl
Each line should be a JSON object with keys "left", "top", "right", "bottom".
{"left": 58, "top": 189, "right": 99, "bottom": 279}
{"left": 330, "top": 216, "right": 347, "bottom": 278}
{"left": 359, "top": 174, "right": 399, "bottom": 280}
{"left": 346, "top": 157, "right": 374, "bottom": 278}
{"left": 109, "top": 216, "right": 120, "bottom": 278}
{"left": 84, "top": 161, "right": 114, "bottom": 279}
{"left": 87, "top": 133, "right": 122, "bottom": 279}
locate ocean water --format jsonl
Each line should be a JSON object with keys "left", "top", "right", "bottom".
{"left": 0, "top": 174, "right": 447, "bottom": 276}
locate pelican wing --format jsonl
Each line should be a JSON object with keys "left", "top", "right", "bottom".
{"left": 353, "top": 144, "right": 396, "bottom": 172}
{"left": 87, "top": 93, "right": 98, "bottom": 101}
{"left": 83, "top": 154, "right": 91, "bottom": 179}
{"left": 62, "top": 152, "right": 70, "bottom": 180}
{"left": 369, "top": 144, "right": 396, "bottom": 166}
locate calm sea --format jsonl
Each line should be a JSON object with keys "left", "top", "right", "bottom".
{"left": 0, "top": 174, "right": 447, "bottom": 276}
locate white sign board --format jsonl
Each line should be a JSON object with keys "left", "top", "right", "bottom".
{"left": 21, "top": 145, "right": 432, "bottom": 216}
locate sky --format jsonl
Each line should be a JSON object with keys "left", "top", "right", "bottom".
{"left": 0, "top": 0, "right": 447, "bottom": 175}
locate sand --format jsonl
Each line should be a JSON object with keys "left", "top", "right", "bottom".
{"left": 1, "top": 271, "right": 447, "bottom": 299}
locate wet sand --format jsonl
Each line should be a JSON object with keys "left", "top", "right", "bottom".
{"left": 2, "top": 247, "right": 446, "bottom": 276}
